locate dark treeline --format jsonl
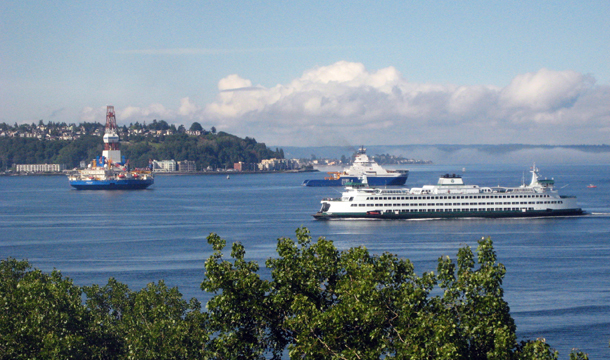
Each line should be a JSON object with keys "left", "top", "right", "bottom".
{"left": 0, "top": 229, "right": 591, "bottom": 359}
{"left": 0, "top": 120, "right": 283, "bottom": 170}
{"left": 121, "top": 132, "right": 283, "bottom": 170}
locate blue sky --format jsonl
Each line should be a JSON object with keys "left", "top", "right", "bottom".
{"left": 1, "top": 1, "right": 609, "bottom": 146}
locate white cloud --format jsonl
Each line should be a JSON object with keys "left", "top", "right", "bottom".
{"left": 80, "top": 104, "right": 177, "bottom": 125}
{"left": 218, "top": 74, "right": 253, "bottom": 91}
{"left": 79, "top": 106, "right": 116, "bottom": 123}
{"left": 500, "top": 68, "right": 594, "bottom": 111}
{"left": 178, "top": 97, "right": 200, "bottom": 117}
{"left": 118, "top": 104, "right": 173, "bottom": 122}
{"left": 78, "top": 62, "right": 610, "bottom": 145}
{"left": 198, "top": 62, "right": 609, "bottom": 145}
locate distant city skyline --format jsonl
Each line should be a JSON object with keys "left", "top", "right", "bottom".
{"left": 2, "top": 1, "right": 609, "bottom": 146}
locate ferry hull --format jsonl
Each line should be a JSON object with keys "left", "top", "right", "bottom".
{"left": 303, "top": 174, "right": 408, "bottom": 187}
{"left": 313, "top": 208, "right": 584, "bottom": 220}
{"left": 69, "top": 178, "right": 154, "bottom": 190}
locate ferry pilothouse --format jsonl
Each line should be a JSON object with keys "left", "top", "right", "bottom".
{"left": 313, "top": 165, "right": 584, "bottom": 220}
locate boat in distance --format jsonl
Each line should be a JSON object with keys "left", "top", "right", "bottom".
{"left": 302, "top": 147, "right": 408, "bottom": 187}
{"left": 68, "top": 167, "right": 154, "bottom": 190}
{"left": 67, "top": 105, "right": 154, "bottom": 190}
{"left": 313, "top": 165, "right": 584, "bottom": 220}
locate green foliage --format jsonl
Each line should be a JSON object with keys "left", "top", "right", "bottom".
{"left": 202, "top": 228, "right": 588, "bottom": 359}
{"left": 121, "top": 132, "right": 281, "bottom": 168}
{"left": 84, "top": 279, "right": 209, "bottom": 360}
{"left": 569, "top": 349, "right": 590, "bottom": 360}
{"left": 515, "top": 338, "right": 559, "bottom": 360}
{"left": 0, "top": 120, "right": 282, "bottom": 169}
{"left": 202, "top": 234, "right": 276, "bottom": 359}
{"left": 0, "top": 136, "right": 104, "bottom": 169}
{"left": 1, "top": 229, "right": 595, "bottom": 359}
{"left": 0, "top": 258, "right": 209, "bottom": 360}
{"left": 0, "top": 258, "right": 97, "bottom": 359}
{"left": 189, "top": 122, "right": 203, "bottom": 132}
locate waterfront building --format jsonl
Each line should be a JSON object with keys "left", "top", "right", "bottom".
{"left": 16, "top": 164, "right": 66, "bottom": 173}
{"left": 152, "top": 160, "right": 177, "bottom": 172}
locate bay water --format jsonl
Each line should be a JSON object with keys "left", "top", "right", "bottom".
{"left": 1, "top": 163, "right": 609, "bottom": 358}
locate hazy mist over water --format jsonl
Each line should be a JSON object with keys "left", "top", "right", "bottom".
{"left": 281, "top": 145, "right": 610, "bottom": 165}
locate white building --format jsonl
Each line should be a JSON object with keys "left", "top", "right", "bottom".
{"left": 177, "top": 160, "right": 196, "bottom": 172}
{"left": 152, "top": 160, "right": 177, "bottom": 172}
{"left": 257, "top": 158, "right": 300, "bottom": 171}
{"left": 16, "top": 164, "right": 66, "bottom": 173}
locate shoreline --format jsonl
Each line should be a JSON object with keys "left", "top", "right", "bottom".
{"left": 1, "top": 169, "right": 320, "bottom": 177}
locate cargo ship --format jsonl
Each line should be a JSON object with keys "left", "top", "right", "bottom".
{"left": 67, "top": 106, "right": 154, "bottom": 190}
{"left": 302, "top": 147, "right": 408, "bottom": 186}
{"left": 313, "top": 164, "right": 583, "bottom": 220}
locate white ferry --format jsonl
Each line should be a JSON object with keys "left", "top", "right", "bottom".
{"left": 302, "top": 147, "right": 408, "bottom": 186}
{"left": 313, "top": 165, "right": 583, "bottom": 220}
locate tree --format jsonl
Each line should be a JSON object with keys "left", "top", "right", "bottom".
{"left": 189, "top": 122, "right": 203, "bottom": 132}
{"left": 211, "top": 126, "right": 216, "bottom": 134}
{"left": 0, "top": 230, "right": 592, "bottom": 359}
{"left": 84, "top": 278, "right": 209, "bottom": 360}
{"left": 0, "top": 258, "right": 210, "bottom": 359}
{"left": 201, "top": 228, "right": 588, "bottom": 359}
{"left": 0, "top": 258, "right": 100, "bottom": 359}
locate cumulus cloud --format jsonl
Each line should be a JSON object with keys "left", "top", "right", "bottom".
{"left": 80, "top": 103, "right": 178, "bottom": 125}
{"left": 197, "top": 62, "right": 609, "bottom": 145}
{"left": 80, "top": 62, "right": 610, "bottom": 146}
{"left": 120, "top": 103, "right": 172, "bottom": 120}
{"left": 178, "top": 97, "right": 200, "bottom": 117}
{"left": 79, "top": 106, "right": 106, "bottom": 122}
{"left": 500, "top": 68, "right": 593, "bottom": 111}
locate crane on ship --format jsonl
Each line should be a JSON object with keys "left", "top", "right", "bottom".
{"left": 101, "top": 105, "right": 123, "bottom": 165}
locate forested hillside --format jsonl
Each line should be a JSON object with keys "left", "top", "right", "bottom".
{"left": 0, "top": 121, "right": 283, "bottom": 170}
{"left": 121, "top": 132, "right": 283, "bottom": 169}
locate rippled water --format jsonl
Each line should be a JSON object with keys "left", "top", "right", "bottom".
{"left": 1, "top": 163, "right": 609, "bottom": 358}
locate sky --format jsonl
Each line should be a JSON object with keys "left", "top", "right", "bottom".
{"left": 1, "top": 1, "right": 609, "bottom": 146}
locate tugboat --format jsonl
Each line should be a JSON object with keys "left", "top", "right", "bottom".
{"left": 302, "top": 147, "right": 408, "bottom": 186}
{"left": 67, "top": 106, "right": 154, "bottom": 190}
{"left": 313, "top": 164, "right": 583, "bottom": 220}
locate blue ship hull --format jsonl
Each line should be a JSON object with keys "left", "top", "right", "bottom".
{"left": 69, "top": 178, "right": 154, "bottom": 190}
{"left": 302, "top": 174, "right": 408, "bottom": 187}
